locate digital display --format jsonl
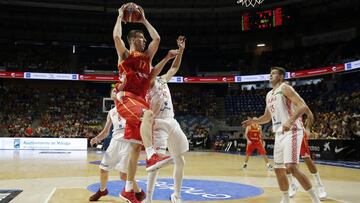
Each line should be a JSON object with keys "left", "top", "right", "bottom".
{"left": 242, "top": 7, "right": 289, "bottom": 31}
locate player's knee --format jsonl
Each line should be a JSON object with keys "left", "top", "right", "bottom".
{"left": 286, "top": 164, "right": 298, "bottom": 173}
{"left": 174, "top": 155, "right": 185, "bottom": 167}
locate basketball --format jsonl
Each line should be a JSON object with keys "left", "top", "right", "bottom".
{"left": 122, "top": 2, "right": 142, "bottom": 23}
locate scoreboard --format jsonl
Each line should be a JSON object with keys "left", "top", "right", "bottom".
{"left": 242, "top": 7, "right": 290, "bottom": 31}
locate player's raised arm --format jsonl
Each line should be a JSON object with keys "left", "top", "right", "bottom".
{"left": 161, "top": 36, "right": 185, "bottom": 82}
{"left": 150, "top": 49, "right": 179, "bottom": 84}
{"left": 281, "top": 83, "right": 313, "bottom": 131}
{"left": 113, "top": 5, "right": 129, "bottom": 63}
{"left": 138, "top": 7, "right": 160, "bottom": 61}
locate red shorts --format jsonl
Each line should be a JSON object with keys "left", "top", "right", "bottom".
{"left": 300, "top": 134, "right": 311, "bottom": 158}
{"left": 246, "top": 142, "right": 266, "bottom": 156}
{"left": 115, "top": 94, "right": 149, "bottom": 143}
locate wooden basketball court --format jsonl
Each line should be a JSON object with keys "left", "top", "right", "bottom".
{"left": 0, "top": 150, "right": 358, "bottom": 203}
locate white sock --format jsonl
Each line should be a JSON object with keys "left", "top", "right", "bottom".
{"left": 282, "top": 191, "right": 290, "bottom": 202}
{"left": 125, "top": 181, "right": 133, "bottom": 192}
{"left": 100, "top": 187, "right": 106, "bottom": 192}
{"left": 145, "top": 146, "right": 156, "bottom": 160}
{"left": 146, "top": 171, "right": 159, "bottom": 202}
{"left": 287, "top": 174, "right": 294, "bottom": 185}
{"left": 307, "top": 188, "right": 320, "bottom": 203}
{"left": 173, "top": 155, "right": 185, "bottom": 197}
{"left": 266, "top": 163, "right": 270, "bottom": 167}
{"left": 312, "top": 172, "right": 324, "bottom": 186}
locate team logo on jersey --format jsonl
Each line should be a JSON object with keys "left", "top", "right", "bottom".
{"left": 88, "top": 179, "right": 263, "bottom": 201}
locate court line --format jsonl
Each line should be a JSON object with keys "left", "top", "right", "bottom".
{"left": 44, "top": 188, "right": 56, "bottom": 203}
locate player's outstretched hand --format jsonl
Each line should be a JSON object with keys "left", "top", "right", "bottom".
{"left": 177, "top": 36, "right": 186, "bottom": 50}
{"left": 167, "top": 49, "right": 180, "bottom": 59}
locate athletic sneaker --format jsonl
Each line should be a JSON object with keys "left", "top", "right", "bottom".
{"left": 289, "top": 183, "right": 298, "bottom": 198}
{"left": 89, "top": 188, "right": 108, "bottom": 201}
{"left": 120, "top": 189, "right": 140, "bottom": 203}
{"left": 170, "top": 193, "right": 183, "bottom": 203}
{"left": 135, "top": 190, "right": 146, "bottom": 202}
{"left": 317, "top": 185, "right": 327, "bottom": 200}
{"left": 146, "top": 153, "right": 173, "bottom": 172}
{"left": 243, "top": 163, "right": 247, "bottom": 169}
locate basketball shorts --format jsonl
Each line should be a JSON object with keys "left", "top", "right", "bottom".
{"left": 115, "top": 95, "right": 149, "bottom": 144}
{"left": 300, "top": 133, "right": 311, "bottom": 158}
{"left": 153, "top": 118, "right": 189, "bottom": 156}
{"left": 99, "top": 138, "right": 130, "bottom": 173}
{"left": 273, "top": 128, "right": 304, "bottom": 168}
{"left": 246, "top": 142, "right": 266, "bottom": 156}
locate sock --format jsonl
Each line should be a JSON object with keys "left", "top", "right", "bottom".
{"left": 266, "top": 163, "right": 270, "bottom": 167}
{"left": 145, "top": 146, "right": 156, "bottom": 160}
{"left": 173, "top": 155, "right": 185, "bottom": 197}
{"left": 312, "top": 172, "right": 324, "bottom": 186}
{"left": 287, "top": 174, "right": 294, "bottom": 185}
{"left": 282, "top": 191, "right": 290, "bottom": 202}
{"left": 125, "top": 181, "right": 133, "bottom": 192}
{"left": 307, "top": 188, "right": 320, "bottom": 203}
{"left": 146, "top": 171, "right": 159, "bottom": 202}
{"left": 100, "top": 187, "right": 106, "bottom": 192}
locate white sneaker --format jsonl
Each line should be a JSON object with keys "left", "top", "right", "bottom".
{"left": 170, "top": 193, "right": 182, "bottom": 203}
{"left": 266, "top": 164, "right": 273, "bottom": 171}
{"left": 289, "top": 183, "right": 298, "bottom": 198}
{"left": 280, "top": 197, "right": 291, "bottom": 203}
{"left": 317, "top": 185, "right": 327, "bottom": 200}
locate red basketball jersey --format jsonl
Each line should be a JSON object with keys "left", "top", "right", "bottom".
{"left": 247, "top": 126, "right": 261, "bottom": 143}
{"left": 117, "top": 51, "right": 152, "bottom": 99}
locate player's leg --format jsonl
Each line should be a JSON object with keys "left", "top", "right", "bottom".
{"left": 243, "top": 143, "right": 253, "bottom": 169}
{"left": 285, "top": 167, "right": 298, "bottom": 198}
{"left": 304, "top": 157, "right": 327, "bottom": 200}
{"left": 256, "top": 143, "right": 273, "bottom": 170}
{"left": 284, "top": 130, "right": 320, "bottom": 203}
{"left": 273, "top": 135, "right": 290, "bottom": 203}
{"left": 141, "top": 110, "right": 173, "bottom": 171}
{"left": 120, "top": 143, "right": 141, "bottom": 203}
{"left": 89, "top": 139, "right": 121, "bottom": 201}
{"left": 167, "top": 119, "right": 189, "bottom": 202}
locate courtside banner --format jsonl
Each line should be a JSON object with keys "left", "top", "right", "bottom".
{"left": 290, "top": 64, "right": 344, "bottom": 78}
{"left": 345, "top": 60, "right": 360, "bottom": 71}
{"left": 0, "top": 138, "right": 87, "bottom": 150}
{"left": 183, "top": 76, "right": 235, "bottom": 83}
{"left": 0, "top": 71, "right": 24, "bottom": 78}
{"left": 24, "top": 72, "right": 78, "bottom": 80}
{"left": 168, "top": 76, "right": 183, "bottom": 83}
{"left": 79, "top": 74, "right": 119, "bottom": 81}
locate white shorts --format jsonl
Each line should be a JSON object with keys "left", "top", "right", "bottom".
{"left": 153, "top": 118, "right": 189, "bottom": 156}
{"left": 99, "top": 138, "right": 130, "bottom": 173}
{"left": 273, "top": 128, "right": 304, "bottom": 168}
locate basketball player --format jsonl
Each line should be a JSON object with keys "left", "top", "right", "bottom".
{"left": 242, "top": 67, "right": 321, "bottom": 203}
{"left": 113, "top": 5, "right": 172, "bottom": 203}
{"left": 243, "top": 120, "right": 273, "bottom": 171}
{"left": 145, "top": 36, "right": 188, "bottom": 203}
{"left": 88, "top": 90, "right": 145, "bottom": 202}
{"left": 287, "top": 128, "right": 327, "bottom": 199}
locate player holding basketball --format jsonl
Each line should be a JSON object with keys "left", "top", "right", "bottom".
{"left": 286, "top": 127, "right": 327, "bottom": 199}
{"left": 113, "top": 4, "right": 172, "bottom": 203}
{"left": 243, "top": 120, "right": 273, "bottom": 170}
{"left": 242, "top": 67, "right": 321, "bottom": 203}
{"left": 88, "top": 90, "right": 145, "bottom": 202}
{"left": 144, "top": 36, "right": 189, "bottom": 203}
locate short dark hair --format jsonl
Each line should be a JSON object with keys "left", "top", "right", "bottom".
{"left": 271, "top": 66, "right": 286, "bottom": 78}
{"left": 127, "top": 30, "right": 144, "bottom": 44}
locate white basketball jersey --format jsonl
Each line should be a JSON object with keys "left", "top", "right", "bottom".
{"left": 146, "top": 77, "right": 174, "bottom": 119}
{"left": 266, "top": 83, "right": 303, "bottom": 133}
{"left": 108, "top": 107, "right": 126, "bottom": 140}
